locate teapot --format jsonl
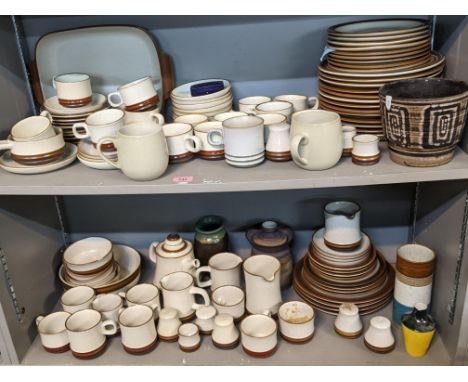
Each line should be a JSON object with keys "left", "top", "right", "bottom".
{"left": 149, "top": 233, "right": 200, "bottom": 287}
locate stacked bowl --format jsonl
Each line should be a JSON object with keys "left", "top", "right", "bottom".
{"left": 76, "top": 139, "right": 118, "bottom": 170}
{"left": 318, "top": 19, "right": 445, "bottom": 136}
{"left": 170, "top": 79, "right": 233, "bottom": 120}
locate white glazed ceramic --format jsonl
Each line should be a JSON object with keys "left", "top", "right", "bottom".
{"left": 0, "top": 127, "right": 65, "bottom": 157}
{"left": 364, "top": 316, "right": 395, "bottom": 352}
{"left": 174, "top": 114, "right": 209, "bottom": 126}
{"left": 240, "top": 314, "right": 278, "bottom": 356}
{"left": 274, "top": 95, "right": 319, "bottom": 112}
{"left": 53, "top": 73, "right": 92, "bottom": 104}
{"left": 193, "top": 121, "right": 225, "bottom": 156}
{"left": 278, "top": 301, "right": 315, "bottom": 342}
{"left": 212, "top": 285, "right": 245, "bottom": 320}
{"left": 63, "top": 237, "right": 113, "bottom": 274}
{"left": 124, "top": 110, "right": 164, "bottom": 125}
{"left": 266, "top": 119, "right": 290, "bottom": 154}
{"left": 178, "top": 323, "right": 201, "bottom": 351}
{"left": 290, "top": 110, "right": 343, "bottom": 171}
{"left": 243, "top": 255, "right": 282, "bottom": 315}
{"left": 60, "top": 286, "right": 96, "bottom": 313}
{"left": 11, "top": 111, "right": 54, "bottom": 141}
{"left": 238, "top": 96, "right": 271, "bottom": 114}
{"left": 352, "top": 134, "right": 380, "bottom": 156}
{"left": 107, "top": 76, "right": 157, "bottom": 108}
{"left": 171, "top": 79, "right": 231, "bottom": 102}
{"left": 92, "top": 293, "right": 123, "bottom": 323}
{"left": 160, "top": 271, "right": 210, "bottom": 320}
{"left": 195, "top": 305, "right": 217, "bottom": 334}
{"left": 36, "top": 311, "right": 71, "bottom": 352}
{"left": 334, "top": 303, "right": 363, "bottom": 338}
{"left": 120, "top": 283, "right": 161, "bottom": 317}
{"left": 258, "top": 113, "right": 287, "bottom": 143}
{"left": 324, "top": 201, "right": 362, "bottom": 248}
{"left": 212, "top": 314, "right": 239, "bottom": 347}
{"left": 149, "top": 234, "right": 200, "bottom": 287}
{"left": 65, "top": 309, "right": 117, "bottom": 358}
{"left": 394, "top": 277, "right": 432, "bottom": 308}
{"left": 157, "top": 307, "right": 181, "bottom": 341}
{"left": 97, "top": 122, "right": 169, "bottom": 181}
{"left": 342, "top": 125, "right": 357, "bottom": 152}
{"left": 195, "top": 252, "right": 243, "bottom": 290}
{"left": 255, "top": 101, "right": 293, "bottom": 121}
{"left": 214, "top": 111, "right": 247, "bottom": 122}
{"left": 72, "top": 109, "right": 125, "bottom": 143}
{"left": 163, "top": 123, "right": 200, "bottom": 157}
{"left": 119, "top": 305, "right": 157, "bottom": 353}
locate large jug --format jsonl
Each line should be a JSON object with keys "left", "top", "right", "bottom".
{"left": 243, "top": 254, "right": 282, "bottom": 315}
{"left": 149, "top": 233, "right": 200, "bottom": 287}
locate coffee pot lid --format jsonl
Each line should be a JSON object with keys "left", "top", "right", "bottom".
{"left": 247, "top": 221, "right": 292, "bottom": 248}
{"left": 157, "top": 233, "right": 192, "bottom": 258}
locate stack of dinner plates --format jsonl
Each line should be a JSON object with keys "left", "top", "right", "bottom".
{"left": 293, "top": 228, "right": 394, "bottom": 315}
{"left": 319, "top": 19, "right": 445, "bottom": 136}
{"left": 170, "top": 79, "right": 233, "bottom": 120}
{"left": 42, "top": 93, "right": 108, "bottom": 144}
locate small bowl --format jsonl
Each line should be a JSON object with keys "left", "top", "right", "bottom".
{"left": 63, "top": 237, "right": 113, "bottom": 275}
{"left": 278, "top": 301, "right": 315, "bottom": 343}
{"left": 240, "top": 314, "right": 278, "bottom": 358}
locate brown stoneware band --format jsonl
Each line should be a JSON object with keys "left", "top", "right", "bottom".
{"left": 169, "top": 151, "right": 193, "bottom": 164}
{"left": 242, "top": 345, "right": 278, "bottom": 358}
{"left": 280, "top": 331, "right": 315, "bottom": 344}
{"left": 123, "top": 337, "right": 158, "bottom": 355}
{"left": 199, "top": 329, "right": 213, "bottom": 335}
{"left": 334, "top": 325, "right": 362, "bottom": 339}
{"left": 64, "top": 257, "right": 114, "bottom": 276}
{"left": 364, "top": 339, "right": 395, "bottom": 354}
{"left": 213, "top": 337, "right": 240, "bottom": 349}
{"left": 323, "top": 237, "right": 362, "bottom": 251}
{"left": 352, "top": 153, "right": 380, "bottom": 166}
{"left": 71, "top": 340, "right": 107, "bottom": 359}
{"left": 396, "top": 256, "right": 435, "bottom": 279}
{"left": 245, "top": 309, "right": 278, "bottom": 320}
{"left": 43, "top": 343, "right": 70, "bottom": 354}
{"left": 342, "top": 148, "right": 353, "bottom": 156}
{"left": 92, "top": 142, "right": 116, "bottom": 152}
{"left": 58, "top": 96, "right": 93, "bottom": 108}
{"left": 266, "top": 150, "right": 292, "bottom": 162}
{"left": 125, "top": 95, "right": 159, "bottom": 112}
{"left": 179, "top": 342, "right": 201, "bottom": 353}
{"left": 11, "top": 146, "right": 66, "bottom": 165}
{"left": 197, "top": 149, "right": 225, "bottom": 160}
{"left": 158, "top": 334, "right": 178, "bottom": 342}
{"left": 179, "top": 311, "right": 196, "bottom": 323}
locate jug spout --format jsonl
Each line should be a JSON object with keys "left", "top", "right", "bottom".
{"left": 243, "top": 254, "right": 281, "bottom": 282}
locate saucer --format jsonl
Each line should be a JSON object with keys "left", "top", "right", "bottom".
{"left": 0, "top": 143, "right": 77, "bottom": 175}
{"left": 44, "top": 93, "right": 107, "bottom": 115}
{"left": 77, "top": 154, "right": 117, "bottom": 170}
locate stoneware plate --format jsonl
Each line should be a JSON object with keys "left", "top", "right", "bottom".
{"left": 43, "top": 93, "right": 107, "bottom": 115}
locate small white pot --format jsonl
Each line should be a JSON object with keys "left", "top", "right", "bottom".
{"left": 240, "top": 314, "right": 278, "bottom": 357}
{"left": 334, "top": 303, "right": 363, "bottom": 338}
{"left": 178, "top": 323, "right": 201, "bottom": 352}
{"left": 278, "top": 301, "right": 315, "bottom": 343}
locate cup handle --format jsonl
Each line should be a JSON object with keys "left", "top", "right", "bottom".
{"left": 118, "top": 291, "right": 126, "bottom": 300}
{"left": 72, "top": 122, "right": 90, "bottom": 139}
{"left": 52, "top": 78, "right": 56, "bottom": 89}
{"left": 182, "top": 258, "right": 200, "bottom": 272}
{"left": 118, "top": 307, "right": 125, "bottom": 315}
{"left": 149, "top": 242, "right": 159, "bottom": 263}
{"left": 190, "top": 286, "right": 210, "bottom": 310}
{"left": 150, "top": 112, "right": 165, "bottom": 125}
{"left": 107, "top": 91, "right": 123, "bottom": 108}
{"left": 0, "top": 140, "right": 13, "bottom": 151}
{"left": 35, "top": 315, "right": 45, "bottom": 327}
{"left": 290, "top": 133, "right": 309, "bottom": 166}
{"left": 207, "top": 129, "right": 224, "bottom": 146}
{"left": 195, "top": 266, "right": 212, "bottom": 288}
{"left": 184, "top": 135, "right": 202, "bottom": 153}
{"left": 40, "top": 110, "right": 53, "bottom": 123}
{"left": 101, "top": 320, "right": 118, "bottom": 336}
{"left": 97, "top": 137, "right": 120, "bottom": 169}
{"left": 308, "top": 96, "right": 319, "bottom": 110}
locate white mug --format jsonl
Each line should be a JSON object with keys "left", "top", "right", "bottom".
{"left": 238, "top": 96, "right": 271, "bottom": 114}
{"left": 193, "top": 121, "right": 225, "bottom": 160}
{"left": 160, "top": 271, "right": 210, "bottom": 320}
{"left": 73, "top": 109, "right": 125, "bottom": 143}
{"left": 274, "top": 95, "right": 319, "bottom": 112}
{"left": 255, "top": 101, "right": 293, "bottom": 121}
{"left": 162, "top": 123, "right": 201, "bottom": 162}
{"left": 92, "top": 293, "right": 123, "bottom": 323}
{"left": 195, "top": 252, "right": 243, "bottom": 290}
{"left": 174, "top": 114, "right": 209, "bottom": 127}
{"left": 119, "top": 283, "right": 161, "bottom": 317}
{"left": 211, "top": 285, "right": 245, "bottom": 321}
{"left": 10, "top": 111, "right": 55, "bottom": 142}
{"left": 124, "top": 110, "right": 164, "bottom": 125}
{"left": 119, "top": 305, "right": 158, "bottom": 354}
{"left": 60, "top": 286, "right": 96, "bottom": 314}
{"left": 107, "top": 76, "right": 158, "bottom": 110}
{"left": 65, "top": 309, "right": 117, "bottom": 358}
{"left": 53, "top": 73, "right": 92, "bottom": 107}
{"left": 36, "top": 311, "right": 71, "bottom": 353}
{"left": 213, "top": 111, "right": 247, "bottom": 122}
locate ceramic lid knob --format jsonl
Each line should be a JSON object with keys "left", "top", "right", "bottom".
{"left": 161, "top": 233, "right": 188, "bottom": 253}
{"left": 339, "top": 303, "right": 359, "bottom": 316}
{"left": 262, "top": 221, "right": 278, "bottom": 232}
{"left": 370, "top": 316, "right": 391, "bottom": 330}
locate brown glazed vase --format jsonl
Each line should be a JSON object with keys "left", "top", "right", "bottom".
{"left": 379, "top": 78, "right": 468, "bottom": 167}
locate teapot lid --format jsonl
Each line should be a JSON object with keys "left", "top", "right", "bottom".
{"left": 156, "top": 233, "right": 192, "bottom": 258}
{"left": 247, "top": 221, "right": 292, "bottom": 248}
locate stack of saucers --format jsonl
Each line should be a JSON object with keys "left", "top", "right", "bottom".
{"left": 293, "top": 228, "right": 394, "bottom": 315}
{"left": 77, "top": 139, "right": 118, "bottom": 170}
{"left": 42, "top": 93, "right": 108, "bottom": 144}
{"left": 170, "top": 79, "right": 233, "bottom": 120}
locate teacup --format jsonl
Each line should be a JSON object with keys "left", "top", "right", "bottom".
{"left": 238, "top": 96, "right": 271, "bottom": 114}
{"left": 195, "top": 252, "right": 243, "bottom": 290}
{"left": 163, "top": 123, "right": 201, "bottom": 163}
{"left": 255, "top": 101, "right": 293, "bottom": 121}
{"left": 119, "top": 283, "right": 161, "bottom": 317}
{"left": 240, "top": 314, "right": 278, "bottom": 357}
{"left": 352, "top": 134, "right": 380, "bottom": 165}
{"left": 124, "top": 110, "right": 164, "bottom": 126}
{"left": 53, "top": 73, "right": 92, "bottom": 107}
{"left": 60, "top": 286, "right": 96, "bottom": 314}
{"left": 92, "top": 294, "right": 123, "bottom": 323}
{"left": 174, "top": 114, "right": 209, "bottom": 127}
{"left": 160, "top": 271, "right": 210, "bottom": 321}
{"left": 278, "top": 301, "right": 315, "bottom": 343}
{"left": 119, "top": 305, "right": 158, "bottom": 354}
{"left": 65, "top": 309, "right": 117, "bottom": 359}
{"left": 193, "top": 121, "right": 224, "bottom": 160}
{"left": 211, "top": 285, "right": 245, "bottom": 321}
{"left": 274, "top": 95, "right": 319, "bottom": 112}
{"left": 97, "top": 123, "right": 169, "bottom": 181}
{"left": 36, "top": 311, "right": 71, "bottom": 353}
{"left": 72, "top": 109, "right": 125, "bottom": 145}
{"left": 212, "top": 314, "right": 240, "bottom": 349}
{"left": 334, "top": 303, "right": 363, "bottom": 338}
{"left": 195, "top": 305, "right": 217, "bottom": 335}
{"left": 107, "top": 76, "right": 158, "bottom": 111}
{"left": 213, "top": 111, "right": 247, "bottom": 122}
{"left": 342, "top": 125, "right": 357, "bottom": 156}
{"left": 178, "top": 323, "right": 201, "bottom": 352}
{"left": 364, "top": 316, "right": 395, "bottom": 354}
{"left": 11, "top": 111, "right": 54, "bottom": 142}
{"left": 157, "top": 307, "right": 181, "bottom": 342}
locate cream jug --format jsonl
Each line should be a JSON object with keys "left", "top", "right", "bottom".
{"left": 149, "top": 233, "right": 200, "bottom": 287}
{"left": 243, "top": 255, "right": 282, "bottom": 315}
{"left": 323, "top": 201, "right": 362, "bottom": 249}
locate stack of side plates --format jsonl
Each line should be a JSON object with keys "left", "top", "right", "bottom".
{"left": 42, "top": 93, "right": 108, "bottom": 144}
{"left": 77, "top": 139, "right": 118, "bottom": 170}
{"left": 319, "top": 19, "right": 445, "bottom": 136}
{"left": 293, "top": 228, "right": 394, "bottom": 315}
{"left": 170, "top": 79, "right": 233, "bottom": 120}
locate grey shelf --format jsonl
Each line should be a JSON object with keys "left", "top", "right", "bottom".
{"left": 21, "top": 287, "right": 450, "bottom": 366}
{"left": 1, "top": 145, "right": 468, "bottom": 195}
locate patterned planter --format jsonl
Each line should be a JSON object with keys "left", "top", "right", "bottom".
{"left": 380, "top": 78, "right": 468, "bottom": 167}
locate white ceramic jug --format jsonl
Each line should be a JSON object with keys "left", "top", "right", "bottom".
{"left": 243, "top": 255, "right": 282, "bottom": 315}
{"left": 149, "top": 233, "right": 200, "bottom": 287}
